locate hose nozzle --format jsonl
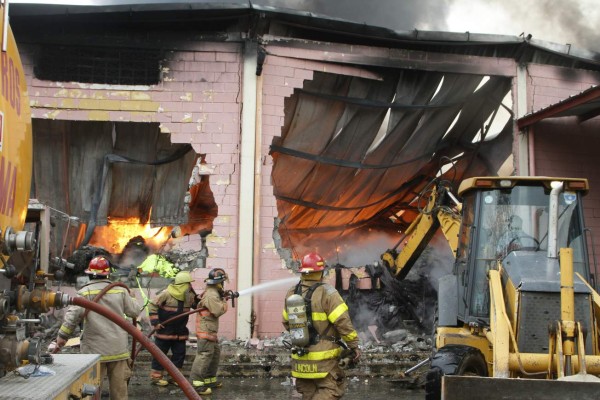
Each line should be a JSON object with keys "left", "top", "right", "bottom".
{"left": 224, "top": 290, "right": 239, "bottom": 307}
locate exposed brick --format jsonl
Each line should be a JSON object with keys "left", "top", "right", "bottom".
{"left": 215, "top": 72, "right": 240, "bottom": 83}
{"left": 216, "top": 52, "right": 239, "bottom": 62}
{"left": 194, "top": 52, "right": 217, "bottom": 62}
{"left": 225, "top": 63, "right": 241, "bottom": 73}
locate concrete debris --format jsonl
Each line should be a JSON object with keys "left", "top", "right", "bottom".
{"left": 382, "top": 329, "right": 408, "bottom": 342}
{"left": 280, "top": 377, "right": 293, "bottom": 386}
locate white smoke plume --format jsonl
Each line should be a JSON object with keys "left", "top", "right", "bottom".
{"left": 447, "top": 0, "right": 600, "bottom": 51}
{"left": 257, "top": 0, "right": 600, "bottom": 51}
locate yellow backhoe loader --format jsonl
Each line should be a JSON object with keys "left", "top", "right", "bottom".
{"left": 382, "top": 176, "right": 600, "bottom": 399}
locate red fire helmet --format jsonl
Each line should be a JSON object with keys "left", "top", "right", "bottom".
{"left": 299, "top": 252, "right": 325, "bottom": 273}
{"left": 85, "top": 256, "right": 111, "bottom": 277}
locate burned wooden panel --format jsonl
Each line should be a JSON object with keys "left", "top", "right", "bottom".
{"left": 32, "top": 119, "right": 196, "bottom": 250}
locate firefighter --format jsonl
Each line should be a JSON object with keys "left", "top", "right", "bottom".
{"left": 147, "top": 270, "right": 199, "bottom": 386}
{"left": 282, "top": 252, "right": 361, "bottom": 400}
{"left": 189, "top": 267, "right": 230, "bottom": 395}
{"left": 51, "top": 256, "right": 140, "bottom": 400}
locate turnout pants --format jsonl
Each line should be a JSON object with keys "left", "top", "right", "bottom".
{"left": 151, "top": 337, "right": 187, "bottom": 370}
{"left": 295, "top": 366, "right": 347, "bottom": 400}
{"left": 100, "top": 358, "right": 132, "bottom": 400}
{"left": 189, "top": 339, "right": 221, "bottom": 384}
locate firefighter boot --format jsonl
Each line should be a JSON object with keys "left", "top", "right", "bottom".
{"left": 150, "top": 370, "right": 169, "bottom": 387}
{"left": 192, "top": 380, "right": 212, "bottom": 395}
{"left": 167, "top": 369, "right": 183, "bottom": 386}
{"left": 208, "top": 376, "right": 223, "bottom": 389}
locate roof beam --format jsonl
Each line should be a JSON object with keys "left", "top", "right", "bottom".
{"left": 517, "top": 85, "right": 600, "bottom": 128}
{"left": 263, "top": 35, "right": 517, "bottom": 77}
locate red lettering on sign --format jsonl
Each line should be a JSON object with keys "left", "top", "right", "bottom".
{"left": 0, "top": 52, "right": 22, "bottom": 117}
{"left": 0, "top": 156, "right": 16, "bottom": 217}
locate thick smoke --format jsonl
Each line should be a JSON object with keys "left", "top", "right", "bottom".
{"left": 255, "top": 0, "right": 451, "bottom": 31}
{"left": 257, "top": 0, "right": 599, "bottom": 51}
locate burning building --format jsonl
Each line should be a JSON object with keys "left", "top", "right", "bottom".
{"left": 10, "top": 1, "right": 600, "bottom": 339}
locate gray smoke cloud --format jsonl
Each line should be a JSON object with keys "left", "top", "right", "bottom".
{"left": 255, "top": 0, "right": 599, "bottom": 51}
{"left": 255, "top": 0, "right": 451, "bottom": 31}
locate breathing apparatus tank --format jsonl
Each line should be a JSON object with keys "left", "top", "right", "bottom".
{"left": 285, "top": 293, "right": 310, "bottom": 348}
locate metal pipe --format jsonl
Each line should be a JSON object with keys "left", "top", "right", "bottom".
{"left": 509, "top": 353, "right": 600, "bottom": 374}
{"left": 547, "top": 181, "right": 563, "bottom": 258}
{"left": 560, "top": 248, "right": 575, "bottom": 375}
{"left": 404, "top": 357, "right": 431, "bottom": 375}
{"left": 71, "top": 296, "right": 201, "bottom": 400}
{"left": 2, "top": 0, "right": 9, "bottom": 52}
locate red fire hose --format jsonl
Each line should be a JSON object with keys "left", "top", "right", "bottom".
{"left": 133, "top": 307, "right": 202, "bottom": 359}
{"left": 80, "top": 282, "right": 139, "bottom": 367}
{"left": 71, "top": 296, "right": 201, "bottom": 400}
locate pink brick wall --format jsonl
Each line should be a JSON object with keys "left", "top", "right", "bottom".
{"left": 526, "top": 64, "right": 600, "bottom": 114}
{"left": 533, "top": 118, "right": 600, "bottom": 271}
{"left": 21, "top": 41, "right": 244, "bottom": 339}
{"left": 25, "top": 36, "right": 600, "bottom": 340}
{"left": 526, "top": 64, "right": 600, "bottom": 272}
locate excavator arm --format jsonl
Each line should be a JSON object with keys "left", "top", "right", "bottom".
{"left": 381, "top": 182, "right": 462, "bottom": 280}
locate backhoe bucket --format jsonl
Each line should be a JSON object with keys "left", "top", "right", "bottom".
{"left": 442, "top": 375, "right": 600, "bottom": 400}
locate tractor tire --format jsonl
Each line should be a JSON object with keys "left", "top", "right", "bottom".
{"left": 424, "top": 345, "right": 487, "bottom": 400}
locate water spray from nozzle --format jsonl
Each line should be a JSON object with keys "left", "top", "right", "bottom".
{"left": 237, "top": 277, "right": 299, "bottom": 297}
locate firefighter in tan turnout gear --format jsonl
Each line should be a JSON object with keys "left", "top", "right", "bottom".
{"left": 148, "top": 270, "right": 199, "bottom": 386}
{"left": 283, "top": 252, "right": 361, "bottom": 399}
{"left": 52, "top": 256, "right": 140, "bottom": 400}
{"left": 189, "top": 267, "right": 230, "bottom": 395}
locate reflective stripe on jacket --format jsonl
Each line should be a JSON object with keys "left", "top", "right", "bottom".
{"left": 148, "top": 289, "right": 197, "bottom": 340}
{"left": 282, "top": 280, "right": 359, "bottom": 379}
{"left": 59, "top": 279, "right": 140, "bottom": 362}
{"left": 195, "top": 286, "right": 227, "bottom": 342}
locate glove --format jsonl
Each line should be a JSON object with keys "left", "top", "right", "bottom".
{"left": 352, "top": 348, "right": 361, "bottom": 363}
{"left": 49, "top": 336, "right": 67, "bottom": 354}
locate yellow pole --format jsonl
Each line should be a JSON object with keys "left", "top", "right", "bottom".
{"left": 559, "top": 248, "right": 575, "bottom": 375}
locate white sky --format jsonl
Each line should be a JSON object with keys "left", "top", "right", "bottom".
{"left": 446, "top": 0, "right": 600, "bottom": 51}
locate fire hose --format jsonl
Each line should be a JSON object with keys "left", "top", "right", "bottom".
{"left": 132, "top": 290, "right": 239, "bottom": 359}
{"left": 133, "top": 307, "right": 202, "bottom": 359}
{"left": 80, "top": 282, "right": 139, "bottom": 367}
{"left": 71, "top": 296, "right": 202, "bottom": 400}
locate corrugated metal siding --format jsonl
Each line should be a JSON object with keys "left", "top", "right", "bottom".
{"left": 33, "top": 119, "right": 195, "bottom": 236}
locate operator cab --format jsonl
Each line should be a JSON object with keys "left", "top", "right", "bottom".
{"left": 454, "top": 177, "right": 590, "bottom": 325}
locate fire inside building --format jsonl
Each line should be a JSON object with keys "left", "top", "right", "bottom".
{"left": 2, "top": 0, "right": 600, "bottom": 399}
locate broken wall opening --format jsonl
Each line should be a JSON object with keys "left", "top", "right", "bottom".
{"left": 270, "top": 68, "right": 513, "bottom": 338}
{"left": 31, "top": 119, "right": 217, "bottom": 281}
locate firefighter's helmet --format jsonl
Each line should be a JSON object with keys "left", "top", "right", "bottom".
{"left": 85, "top": 256, "right": 111, "bottom": 277}
{"left": 205, "top": 268, "right": 228, "bottom": 285}
{"left": 298, "top": 252, "right": 325, "bottom": 273}
{"left": 174, "top": 270, "right": 194, "bottom": 285}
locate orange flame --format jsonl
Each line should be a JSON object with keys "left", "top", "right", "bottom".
{"left": 89, "top": 216, "right": 172, "bottom": 253}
